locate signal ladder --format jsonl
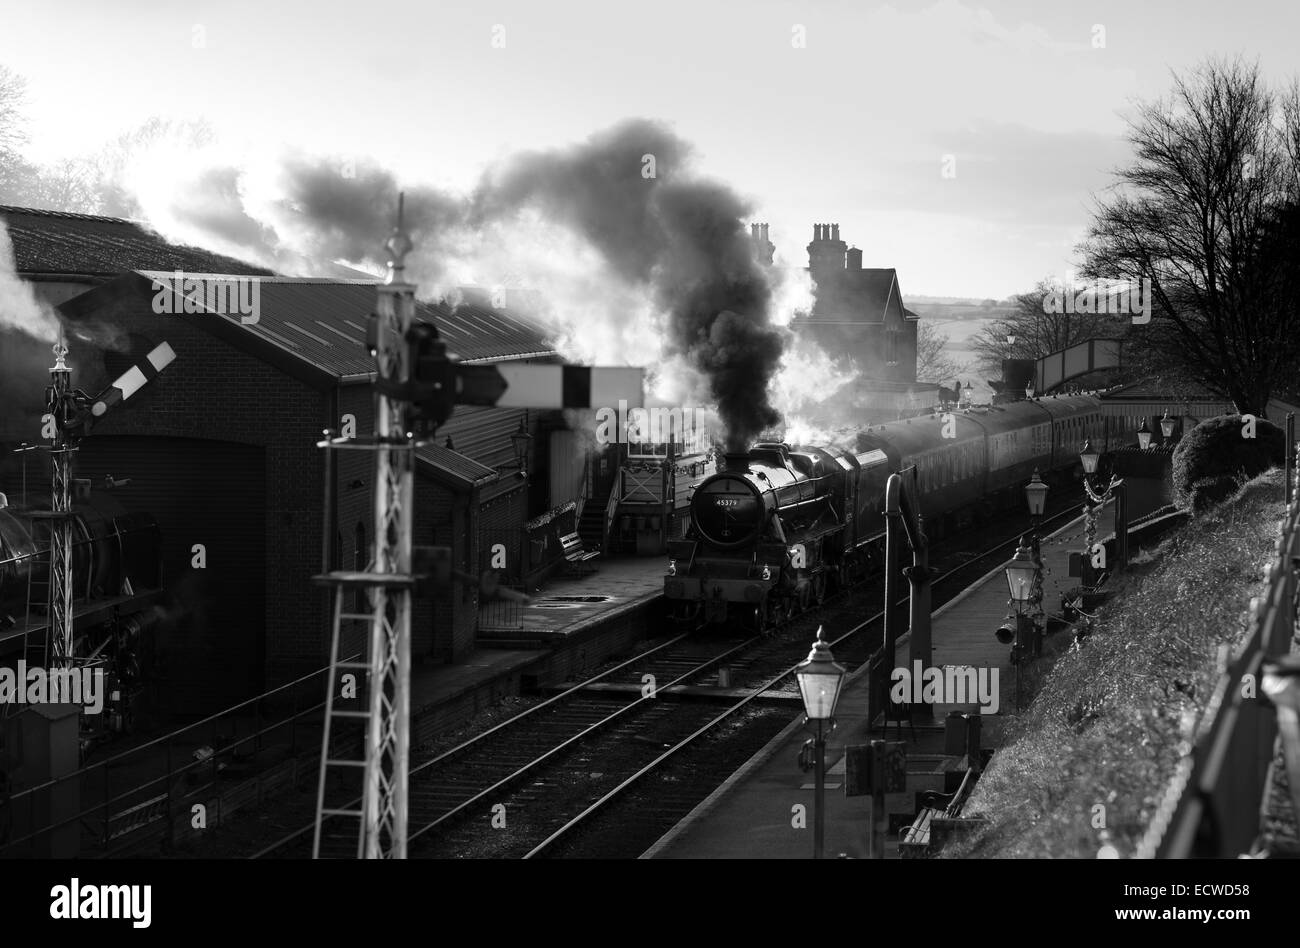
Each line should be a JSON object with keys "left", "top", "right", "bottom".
{"left": 312, "top": 571, "right": 414, "bottom": 859}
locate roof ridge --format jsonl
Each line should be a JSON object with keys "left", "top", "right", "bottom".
{"left": 0, "top": 204, "right": 137, "bottom": 225}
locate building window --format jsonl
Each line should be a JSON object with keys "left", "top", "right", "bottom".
{"left": 886, "top": 329, "right": 899, "bottom": 366}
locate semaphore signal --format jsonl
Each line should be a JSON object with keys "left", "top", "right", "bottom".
{"left": 311, "top": 195, "right": 644, "bottom": 859}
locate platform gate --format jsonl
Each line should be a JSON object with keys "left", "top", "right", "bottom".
{"left": 479, "top": 528, "right": 524, "bottom": 631}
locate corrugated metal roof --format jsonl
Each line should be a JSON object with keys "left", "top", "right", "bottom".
{"left": 437, "top": 406, "right": 529, "bottom": 471}
{"left": 2, "top": 206, "right": 272, "bottom": 278}
{"left": 136, "top": 273, "right": 557, "bottom": 382}
{"left": 415, "top": 442, "right": 498, "bottom": 491}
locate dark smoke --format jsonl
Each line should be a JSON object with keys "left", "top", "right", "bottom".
{"left": 469, "top": 119, "right": 785, "bottom": 449}
{"left": 276, "top": 157, "right": 465, "bottom": 268}
{"left": 49, "top": 119, "right": 792, "bottom": 450}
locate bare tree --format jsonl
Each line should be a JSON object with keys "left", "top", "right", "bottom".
{"left": 969, "top": 279, "right": 1127, "bottom": 378}
{"left": 915, "top": 320, "right": 965, "bottom": 383}
{"left": 1082, "top": 57, "right": 1300, "bottom": 415}
{"left": 0, "top": 65, "right": 34, "bottom": 203}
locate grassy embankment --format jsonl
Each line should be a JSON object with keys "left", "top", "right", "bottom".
{"left": 950, "top": 468, "right": 1289, "bottom": 858}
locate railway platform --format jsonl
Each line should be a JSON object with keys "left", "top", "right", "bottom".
{"left": 645, "top": 504, "right": 1118, "bottom": 859}
{"left": 476, "top": 555, "right": 667, "bottom": 648}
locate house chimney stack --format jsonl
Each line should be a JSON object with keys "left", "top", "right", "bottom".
{"left": 807, "top": 220, "right": 848, "bottom": 274}
{"left": 750, "top": 221, "right": 775, "bottom": 265}
{"left": 846, "top": 246, "right": 862, "bottom": 269}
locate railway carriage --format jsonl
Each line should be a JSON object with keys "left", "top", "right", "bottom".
{"left": 664, "top": 392, "right": 1139, "bottom": 631}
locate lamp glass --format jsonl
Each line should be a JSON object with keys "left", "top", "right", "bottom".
{"left": 1079, "top": 439, "right": 1099, "bottom": 474}
{"left": 1138, "top": 429, "right": 1152, "bottom": 449}
{"left": 1024, "top": 473, "right": 1048, "bottom": 516}
{"left": 794, "top": 630, "right": 846, "bottom": 720}
{"left": 1160, "top": 413, "right": 1175, "bottom": 438}
{"left": 1005, "top": 561, "right": 1037, "bottom": 602}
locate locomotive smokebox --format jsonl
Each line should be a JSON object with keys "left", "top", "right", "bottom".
{"left": 723, "top": 451, "right": 750, "bottom": 472}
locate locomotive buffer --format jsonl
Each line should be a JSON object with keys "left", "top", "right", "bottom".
{"left": 311, "top": 197, "right": 643, "bottom": 860}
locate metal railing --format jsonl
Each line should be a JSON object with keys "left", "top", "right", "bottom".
{"left": 0, "top": 660, "right": 348, "bottom": 858}
{"left": 1138, "top": 446, "right": 1300, "bottom": 858}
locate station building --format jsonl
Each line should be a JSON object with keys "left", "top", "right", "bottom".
{"left": 0, "top": 206, "right": 584, "bottom": 714}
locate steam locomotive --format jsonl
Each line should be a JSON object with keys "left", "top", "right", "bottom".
{"left": 664, "top": 393, "right": 1137, "bottom": 630}
{"left": 0, "top": 486, "right": 162, "bottom": 733}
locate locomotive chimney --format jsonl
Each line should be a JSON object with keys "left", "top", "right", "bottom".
{"left": 723, "top": 451, "right": 750, "bottom": 472}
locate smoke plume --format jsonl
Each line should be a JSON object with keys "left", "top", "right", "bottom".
{"left": 28, "top": 118, "right": 816, "bottom": 450}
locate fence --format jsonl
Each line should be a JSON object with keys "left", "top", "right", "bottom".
{"left": 0, "top": 661, "right": 344, "bottom": 858}
{"left": 1138, "top": 439, "right": 1300, "bottom": 857}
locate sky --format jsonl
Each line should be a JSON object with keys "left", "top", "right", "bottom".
{"left": 1, "top": 0, "right": 1297, "bottom": 298}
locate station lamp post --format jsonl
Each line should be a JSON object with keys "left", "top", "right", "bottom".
{"left": 1137, "top": 418, "right": 1152, "bottom": 450}
{"left": 961, "top": 381, "right": 974, "bottom": 409}
{"left": 795, "top": 626, "right": 846, "bottom": 860}
{"left": 998, "top": 539, "right": 1040, "bottom": 711}
{"left": 1079, "top": 439, "right": 1126, "bottom": 580}
{"left": 1025, "top": 382, "right": 1035, "bottom": 400}
{"left": 1024, "top": 469, "right": 1048, "bottom": 627}
{"left": 508, "top": 420, "right": 533, "bottom": 476}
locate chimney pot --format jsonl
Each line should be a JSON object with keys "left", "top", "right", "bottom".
{"left": 832, "top": 223, "right": 840, "bottom": 241}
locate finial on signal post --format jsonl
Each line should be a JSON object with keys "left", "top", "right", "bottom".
{"left": 384, "top": 191, "right": 414, "bottom": 284}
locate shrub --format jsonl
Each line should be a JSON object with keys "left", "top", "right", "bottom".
{"left": 1171, "top": 414, "right": 1285, "bottom": 509}
{"left": 1188, "top": 475, "right": 1238, "bottom": 512}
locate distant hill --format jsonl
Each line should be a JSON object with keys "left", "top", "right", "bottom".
{"left": 905, "top": 298, "right": 1016, "bottom": 322}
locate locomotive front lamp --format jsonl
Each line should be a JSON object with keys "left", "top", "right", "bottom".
{"left": 1004, "top": 540, "right": 1038, "bottom": 603}
{"left": 1160, "top": 410, "right": 1176, "bottom": 440}
{"left": 1137, "top": 418, "right": 1152, "bottom": 450}
{"left": 1079, "top": 439, "right": 1100, "bottom": 475}
{"left": 1024, "top": 469, "right": 1048, "bottom": 518}
{"left": 795, "top": 626, "right": 846, "bottom": 721}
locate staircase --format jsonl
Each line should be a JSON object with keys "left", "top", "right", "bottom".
{"left": 577, "top": 483, "right": 612, "bottom": 554}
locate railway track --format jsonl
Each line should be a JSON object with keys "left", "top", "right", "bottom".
{"left": 251, "top": 498, "right": 1086, "bottom": 859}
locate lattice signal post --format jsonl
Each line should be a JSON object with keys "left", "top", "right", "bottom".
{"left": 312, "top": 200, "right": 643, "bottom": 859}
{"left": 36, "top": 339, "right": 176, "bottom": 667}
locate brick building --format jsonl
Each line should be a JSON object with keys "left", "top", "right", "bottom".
{"left": 773, "top": 222, "right": 939, "bottom": 420}
{"left": 0, "top": 207, "right": 564, "bottom": 714}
